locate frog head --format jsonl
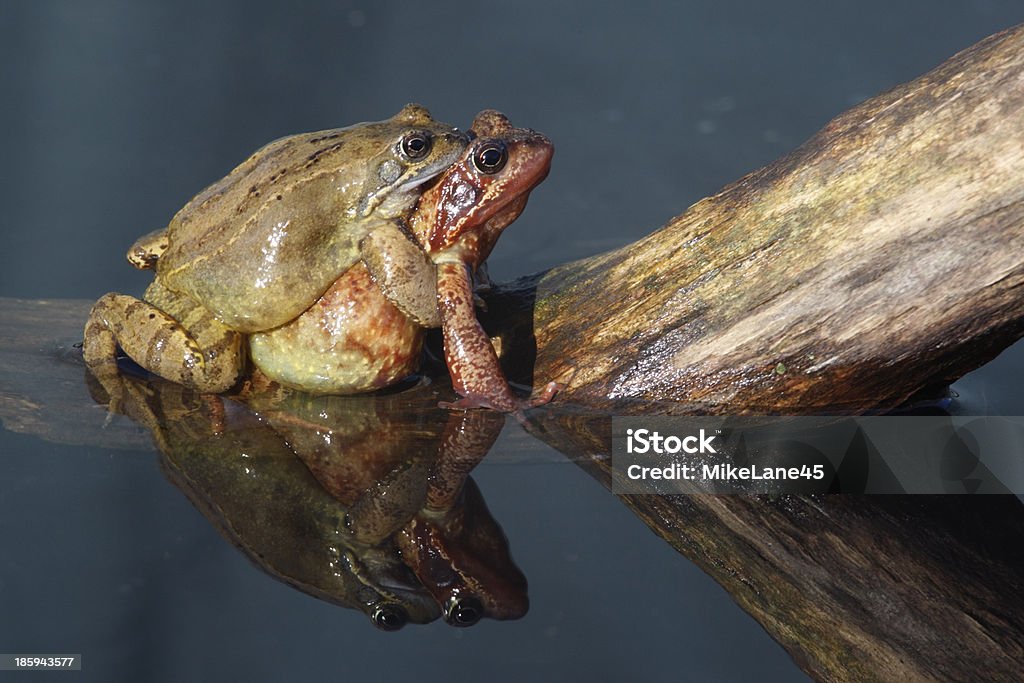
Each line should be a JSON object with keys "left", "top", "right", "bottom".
{"left": 411, "top": 109, "right": 554, "bottom": 269}
{"left": 357, "top": 104, "right": 470, "bottom": 220}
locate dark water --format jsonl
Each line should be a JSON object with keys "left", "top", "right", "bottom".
{"left": 3, "top": 2, "right": 1024, "bottom": 681}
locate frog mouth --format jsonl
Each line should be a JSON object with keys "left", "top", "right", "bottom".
{"left": 360, "top": 166, "right": 446, "bottom": 217}
{"left": 397, "top": 167, "right": 444, "bottom": 193}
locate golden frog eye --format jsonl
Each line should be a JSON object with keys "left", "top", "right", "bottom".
{"left": 473, "top": 141, "right": 507, "bottom": 174}
{"left": 400, "top": 132, "right": 433, "bottom": 160}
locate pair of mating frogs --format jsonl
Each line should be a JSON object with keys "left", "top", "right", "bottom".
{"left": 83, "top": 105, "right": 558, "bottom": 412}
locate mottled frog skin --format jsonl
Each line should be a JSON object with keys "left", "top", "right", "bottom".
{"left": 249, "top": 110, "right": 559, "bottom": 411}
{"left": 83, "top": 105, "right": 467, "bottom": 395}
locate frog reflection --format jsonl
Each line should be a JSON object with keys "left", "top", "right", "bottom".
{"left": 243, "top": 375, "right": 528, "bottom": 625}
{"left": 245, "top": 378, "right": 528, "bottom": 624}
{"left": 86, "top": 369, "right": 527, "bottom": 629}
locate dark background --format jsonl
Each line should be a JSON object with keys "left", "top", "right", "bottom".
{"left": 6, "top": 1, "right": 1024, "bottom": 297}
{"left": 3, "top": 2, "right": 1024, "bottom": 681}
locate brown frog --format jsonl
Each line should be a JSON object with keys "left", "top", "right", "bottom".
{"left": 250, "top": 110, "right": 559, "bottom": 412}
{"left": 83, "top": 105, "right": 468, "bottom": 395}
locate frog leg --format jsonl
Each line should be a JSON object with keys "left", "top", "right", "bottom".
{"left": 344, "top": 458, "right": 432, "bottom": 547}
{"left": 126, "top": 228, "right": 170, "bottom": 270}
{"left": 435, "top": 262, "right": 559, "bottom": 412}
{"left": 83, "top": 284, "right": 244, "bottom": 396}
{"left": 360, "top": 222, "right": 441, "bottom": 328}
{"left": 425, "top": 409, "right": 504, "bottom": 511}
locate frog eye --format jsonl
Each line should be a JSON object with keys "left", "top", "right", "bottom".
{"left": 473, "top": 142, "right": 507, "bottom": 174}
{"left": 401, "top": 132, "right": 433, "bottom": 160}
{"left": 370, "top": 603, "right": 409, "bottom": 631}
{"left": 444, "top": 595, "right": 484, "bottom": 627}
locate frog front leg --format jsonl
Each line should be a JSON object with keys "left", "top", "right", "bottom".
{"left": 435, "top": 262, "right": 558, "bottom": 412}
{"left": 360, "top": 222, "right": 441, "bottom": 328}
{"left": 84, "top": 282, "right": 244, "bottom": 396}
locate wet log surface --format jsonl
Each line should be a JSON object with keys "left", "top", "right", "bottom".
{"left": 0, "top": 298, "right": 151, "bottom": 450}
{"left": 483, "top": 24, "right": 1024, "bottom": 415}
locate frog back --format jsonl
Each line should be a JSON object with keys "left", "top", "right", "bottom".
{"left": 156, "top": 127, "right": 376, "bottom": 333}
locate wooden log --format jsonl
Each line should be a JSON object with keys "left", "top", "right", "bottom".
{"left": 484, "top": 24, "right": 1024, "bottom": 414}
{"left": 0, "top": 298, "right": 151, "bottom": 450}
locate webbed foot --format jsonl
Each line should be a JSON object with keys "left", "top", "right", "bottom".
{"left": 438, "top": 381, "right": 560, "bottom": 414}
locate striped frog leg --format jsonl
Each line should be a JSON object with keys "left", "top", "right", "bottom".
{"left": 83, "top": 279, "right": 243, "bottom": 395}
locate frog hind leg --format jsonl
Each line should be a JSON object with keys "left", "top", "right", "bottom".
{"left": 83, "top": 286, "right": 243, "bottom": 395}
{"left": 126, "top": 228, "right": 170, "bottom": 270}
{"left": 435, "top": 262, "right": 559, "bottom": 413}
{"left": 360, "top": 221, "right": 441, "bottom": 328}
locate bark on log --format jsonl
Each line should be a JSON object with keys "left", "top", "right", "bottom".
{"left": 485, "top": 24, "right": 1024, "bottom": 414}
